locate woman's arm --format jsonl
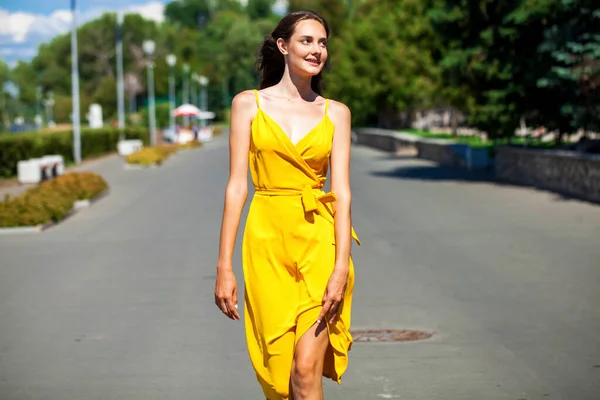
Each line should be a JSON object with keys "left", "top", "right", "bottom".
{"left": 329, "top": 101, "right": 354, "bottom": 271}
{"left": 214, "top": 90, "right": 255, "bottom": 321}
{"left": 316, "top": 100, "right": 354, "bottom": 325}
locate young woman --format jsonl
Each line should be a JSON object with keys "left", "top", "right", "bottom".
{"left": 214, "top": 9, "right": 360, "bottom": 400}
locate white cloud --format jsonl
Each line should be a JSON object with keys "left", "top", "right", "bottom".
{"left": 0, "top": 2, "right": 165, "bottom": 65}
{"left": 0, "top": 10, "right": 37, "bottom": 43}
{"left": 0, "top": 2, "right": 164, "bottom": 46}
{"left": 126, "top": 2, "right": 165, "bottom": 23}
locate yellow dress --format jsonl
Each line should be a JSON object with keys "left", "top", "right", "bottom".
{"left": 242, "top": 90, "right": 360, "bottom": 400}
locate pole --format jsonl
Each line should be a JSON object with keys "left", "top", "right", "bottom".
{"left": 70, "top": 0, "right": 81, "bottom": 164}
{"left": 116, "top": 11, "right": 125, "bottom": 139}
{"left": 182, "top": 64, "right": 189, "bottom": 127}
{"left": 169, "top": 66, "right": 175, "bottom": 134}
{"left": 190, "top": 77, "right": 196, "bottom": 107}
{"left": 147, "top": 61, "right": 156, "bottom": 146}
{"left": 201, "top": 84, "right": 207, "bottom": 128}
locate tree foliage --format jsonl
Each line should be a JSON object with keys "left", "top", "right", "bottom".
{"left": 327, "top": 0, "right": 439, "bottom": 127}
{"left": 1, "top": 0, "right": 599, "bottom": 138}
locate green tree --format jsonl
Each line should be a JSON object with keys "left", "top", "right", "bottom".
{"left": 288, "top": 0, "right": 349, "bottom": 35}
{"left": 164, "top": 0, "right": 212, "bottom": 29}
{"left": 247, "top": 0, "right": 275, "bottom": 20}
{"left": 534, "top": 0, "right": 600, "bottom": 135}
{"left": 326, "top": 0, "right": 439, "bottom": 128}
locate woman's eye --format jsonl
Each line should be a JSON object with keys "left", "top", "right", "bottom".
{"left": 302, "top": 39, "right": 309, "bottom": 44}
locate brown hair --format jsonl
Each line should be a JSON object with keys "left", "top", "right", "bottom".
{"left": 256, "top": 10, "right": 330, "bottom": 95}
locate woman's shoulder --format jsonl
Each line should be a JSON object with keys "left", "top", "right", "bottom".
{"left": 326, "top": 98, "right": 351, "bottom": 121}
{"left": 231, "top": 90, "right": 259, "bottom": 121}
{"left": 232, "top": 90, "right": 257, "bottom": 108}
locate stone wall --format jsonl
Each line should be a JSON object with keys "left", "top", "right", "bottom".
{"left": 353, "top": 128, "right": 491, "bottom": 169}
{"left": 416, "top": 141, "right": 467, "bottom": 168}
{"left": 353, "top": 128, "right": 419, "bottom": 153}
{"left": 495, "top": 147, "right": 600, "bottom": 203}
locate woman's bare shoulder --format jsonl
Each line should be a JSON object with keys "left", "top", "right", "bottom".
{"left": 327, "top": 99, "right": 351, "bottom": 123}
{"left": 232, "top": 90, "right": 257, "bottom": 109}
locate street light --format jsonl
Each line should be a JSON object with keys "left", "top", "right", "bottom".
{"left": 166, "top": 54, "right": 177, "bottom": 136}
{"left": 70, "top": 0, "right": 82, "bottom": 164}
{"left": 143, "top": 39, "right": 156, "bottom": 146}
{"left": 44, "top": 91, "right": 55, "bottom": 127}
{"left": 182, "top": 63, "right": 190, "bottom": 126}
{"left": 116, "top": 11, "right": 126, "bottom": 139}
{"left": 36, "top": 86, "right": 43, "bottom": 128}
{"left": 191, "top": 73, "right": 198, "bottom": 108}
{"left": 198, "top": 75, "right": 209, "bottom": 128}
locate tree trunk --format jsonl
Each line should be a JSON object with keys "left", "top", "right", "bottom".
{"left": 451, "top": 109, "right": 458, "bottom": 137}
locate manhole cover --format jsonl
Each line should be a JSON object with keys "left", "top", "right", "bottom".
{"left": 351, "top": 329, "right": 433, "bottom": 343}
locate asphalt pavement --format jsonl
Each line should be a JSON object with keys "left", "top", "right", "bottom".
{"left": 1, "top": 131, "right": 599, "bottom": 400}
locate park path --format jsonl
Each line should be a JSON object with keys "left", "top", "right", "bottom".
{"left": 1, "top": 131, "right": 599, "bottom": 399}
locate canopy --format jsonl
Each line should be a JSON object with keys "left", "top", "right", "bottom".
{"left": 172, "top": 103, "right": 216, "bottom": 120}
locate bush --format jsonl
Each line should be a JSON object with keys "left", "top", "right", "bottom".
{"left": 0, "top": 127, "right": 149, "bottom": 178}
{"left": 0, "top": 172, "right": 108, "bottom": 228}
{"left": 125, "top": 144, "right": 178, "bottom": 166}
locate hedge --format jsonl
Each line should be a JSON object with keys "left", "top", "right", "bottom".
{"left": 0, "top": 127, "right": 149, "bottom": 178}
{"left": 0, "top": 171, "right": 108, "bottom": 228}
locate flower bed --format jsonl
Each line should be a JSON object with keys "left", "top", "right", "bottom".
{"left": 125, "top": 145, "right": 178, "bottom": 167}
{"left": 125, "top": 142, "right": 201, "bottom": 167}
{"left": 0, "top": 172, "right": 108, "bottom": 228}
{"left": 178, "top": 140, "right": 203, "bottom": 150}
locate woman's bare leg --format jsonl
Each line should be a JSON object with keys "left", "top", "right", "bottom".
{"left": 290, "top": 321, "right": 329, "bottom": 400}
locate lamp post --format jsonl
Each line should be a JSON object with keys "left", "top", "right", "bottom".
{"left": 116, "top": 11, "right": 125, "bottom": 139}
{"left": 182, "top": 63, "right": 190, "bottom": 126}
{"left": 70, "top": 0, "right": 81, "bottom": 164}
{"left": 35, "top": 86, "right": 42, "bottom": 128}
{"left": 143, "top": 39, "right": 156, "bottom": 146}
{"left": 44, "top": 90, "right": 55, "bottom": 127}
{"left": 191, "top": 73, "right": 198, "bottom": 108}
{"left": 198, "top": 75, "right": 209, "bottom": 128}
{"left": 166, "top": 54, "right": 177, "bottom": 136}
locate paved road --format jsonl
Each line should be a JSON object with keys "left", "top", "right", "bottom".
{"left": 1, "top": 132, "right": 599, "bottom": 400}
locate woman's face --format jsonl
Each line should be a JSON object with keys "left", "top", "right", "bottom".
{"left": 279, "top": 19, "right": 328, "bottom": 77}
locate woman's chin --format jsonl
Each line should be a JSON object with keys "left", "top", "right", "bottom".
{"left": 294, "top": 65, "right": 323, "bottom": 77}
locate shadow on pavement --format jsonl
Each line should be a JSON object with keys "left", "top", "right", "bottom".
{"left": 370, "top": 164, "right": 496, "bottom": 183}
{"left": 369, "top": 163, "right": 599, "bottom": 206}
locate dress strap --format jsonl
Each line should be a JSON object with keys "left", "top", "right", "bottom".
{"left": 324, "top": 98, "right": 329, "bottom": 115}
{"left": 253, "top": 89, "right": 260, "bottom": 108}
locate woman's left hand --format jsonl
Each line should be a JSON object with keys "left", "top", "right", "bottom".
{"left": 317, "top": 267, "right": 349, "bottom": 325}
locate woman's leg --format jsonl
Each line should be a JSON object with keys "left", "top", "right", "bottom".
{"left": 290, "top": 320, "right": 329, "bottom": 400}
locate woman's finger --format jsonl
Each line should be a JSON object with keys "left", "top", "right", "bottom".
{"left": 328, "top": 301, "right": 342, "bottom": 324}
{"left": 220, "top": 299, "right": 234, "bottom": 320}
{"left": 231, "top": 288, "right": 241, "bottom": 320}
{"left": 229, "top": 300, "right": 241, "bottom": 320}
{"left": 317, "top": 298, "right": 332, "bottom": 324}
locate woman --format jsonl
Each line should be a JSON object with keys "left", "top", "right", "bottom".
{"left": 214, "top": 9, "right": 360, "bottom": 400}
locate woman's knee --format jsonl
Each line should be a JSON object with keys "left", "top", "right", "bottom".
{"left": 292, "top": 354, "right": 321, "bottom": 387}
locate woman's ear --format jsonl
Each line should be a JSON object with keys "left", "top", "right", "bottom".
{"left": 276, "top": 38, "right": 288, "bottom": 55}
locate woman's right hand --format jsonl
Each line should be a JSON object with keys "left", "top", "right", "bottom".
{"left": 214, "top": 266, "right": 241, "bottom": 320}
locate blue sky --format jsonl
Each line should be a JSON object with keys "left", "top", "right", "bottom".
{"left": 1, "top": 0, "right": 287, "bottom": 67}
{"left": 0, "top": 1, "right": 169, "bottom": 67}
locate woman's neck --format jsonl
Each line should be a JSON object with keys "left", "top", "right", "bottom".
{"left": 274, "top": 66, "right": 315, "bottom": 101}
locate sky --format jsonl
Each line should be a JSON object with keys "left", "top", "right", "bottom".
{"left": 0, "top": 0, "right": 287, "bottom": 68}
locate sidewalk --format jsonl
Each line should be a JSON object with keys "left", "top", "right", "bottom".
{"left": 0, "top": 152, "right": 122, "bottom": 200}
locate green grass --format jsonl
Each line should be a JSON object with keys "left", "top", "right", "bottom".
{"left": 400, "top": 130, "right": 562, "bottom": 150}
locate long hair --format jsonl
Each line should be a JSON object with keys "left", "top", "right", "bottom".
{"left": 256, "top": 10, "right": 330, "bottom": 95}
